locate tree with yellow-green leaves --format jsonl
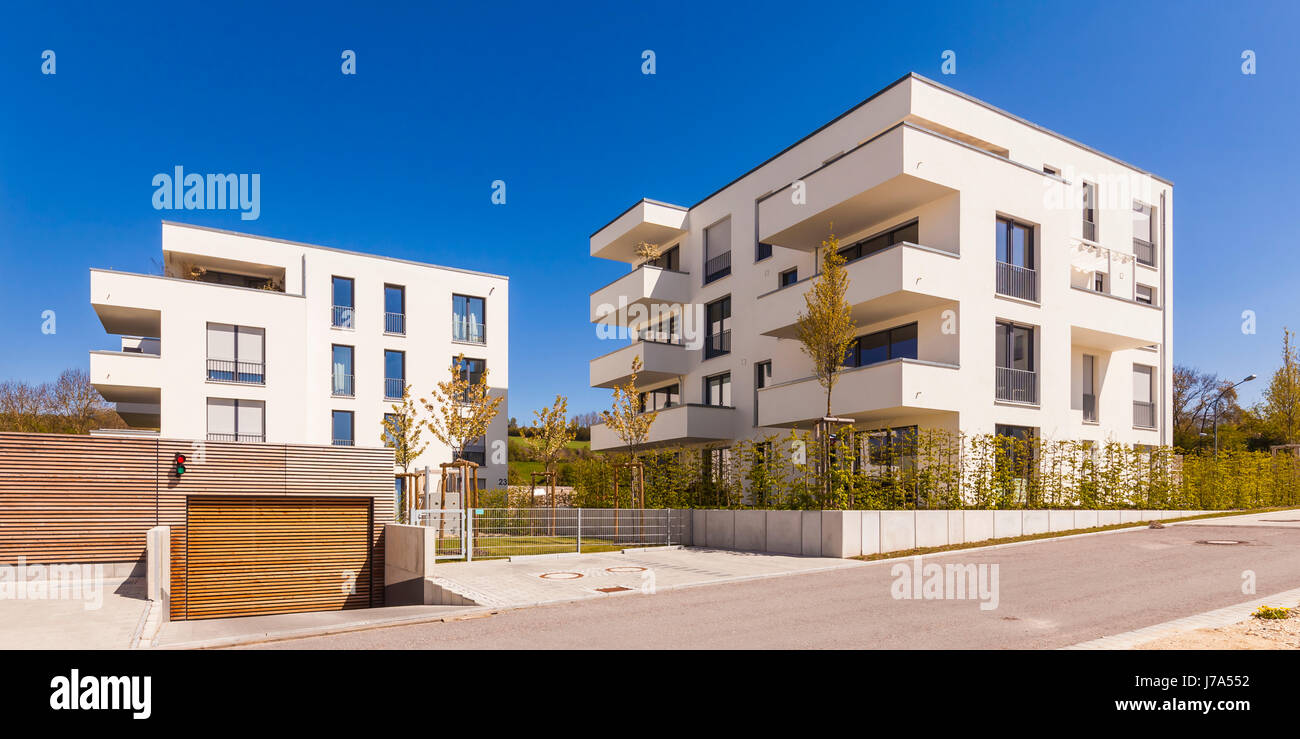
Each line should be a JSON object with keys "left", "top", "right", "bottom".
{"left": 523, "top": 395, "right": 578, "bottom": 520}
{"left": 600, "top": 356, "right": 657, "bottom": 507}
{"left": 422, "top": 354, "right": 504, "bottom": 509}
{"left": 381, "top": 384, "right": 428, "bottom": 523}
{"left": 1260, "top": 327, "right": 1300, "bottom": 445}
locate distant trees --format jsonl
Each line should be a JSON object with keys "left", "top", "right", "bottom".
{"left": 1177, "top": 327, "right": 1300, "bottom": 452}
{"left": 1258, "top": 328, "right": 1300, "bottom": 446}
{"left": 0, "top": 369, "right": 125, "bottom": 434}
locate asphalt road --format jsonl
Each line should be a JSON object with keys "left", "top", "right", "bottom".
{"left": 246, "top": 519, "right": 1300, "bottom": 649}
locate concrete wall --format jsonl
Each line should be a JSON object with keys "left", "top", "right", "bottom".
{"left": 680, "top": 508, "right": 1211, "bottom": 558}
{"left": 384, "top": 524, "right": 438, "bottom": 606}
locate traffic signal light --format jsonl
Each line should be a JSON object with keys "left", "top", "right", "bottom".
{"left": 173, "top": 453, "right": 187, "bottom": 476}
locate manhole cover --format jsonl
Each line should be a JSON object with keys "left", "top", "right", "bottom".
{"left": 595, "top": 586, "right": 632, "bottom": 593}
{"left": 539, "top": 571, "right": 583, "bottom": 580}
{"left": 1198, "top": 540, "right": 1247, "bottom": 545}
{"left": 604, "top": 566, "right": 647, "bottom": 573}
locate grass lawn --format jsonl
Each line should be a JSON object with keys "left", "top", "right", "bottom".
{"left": 431, "top": 533, "right": 632, "bottom": 560}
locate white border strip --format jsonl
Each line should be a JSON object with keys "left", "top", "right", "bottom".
{"left": 1062, "top": 586, "right": 1300, "bottom": 649}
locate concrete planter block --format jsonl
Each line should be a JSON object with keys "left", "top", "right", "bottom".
{"left": 915, "top": 511, "right": 948, "bottom": 548}
{"left": 821, "top": 511, "right": 862, "bottom": 558}
{"left": 734, "top": 510, "right": 767, "bottom": 552}
{"left": 1074, "top": 510, "right": 1099, "bottom": 529}
{"left": 860, "top": 511, "right": 881, "bottom": 555}
{"left": 705, "top": 510, "right": 736, "bottom": 549}
{"left": 963, "top": 510, "right": 994, "bottom": 544}
{"left": 993, "top": 510, "right": 1022, "bottom": 539}
{"left": 691, "top": 510, "right": 708, "bottom": 546}
{"left": 675, "top": 509, "right": 693, "bottom": 545}
{"left": 1022, "top": 510, "right": 1049, "bottom": 536}
{"left": 1119, "top": 510, "right": 1141, "bottom": 524}
{"left": 880, "top": 511, "right": 915, "bottom": 553}
{"left": 801, "top": 511, "right": 822, "bottom": 557}
{"left": 1048, "top": 510, "right": 1074, "bottom": 532}
{"left": 947, "top": 510, "right": 965, "bottom": 545}
{"left": 1097, "top": 510, "right": 1121, "bottom": 526}
{"left": 766, "top": 511, "right": 803, "bottom": 555}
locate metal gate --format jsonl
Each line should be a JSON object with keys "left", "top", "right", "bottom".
{"left": 413, "top": 508, "right": 469, "bottom": 560}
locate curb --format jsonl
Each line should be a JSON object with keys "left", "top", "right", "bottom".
{"left": 1062, "top": 585, "right": 1300, "bottom": 649}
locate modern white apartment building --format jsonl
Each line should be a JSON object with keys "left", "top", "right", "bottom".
{"left": 588, "top": 73, "right": 1172, "bottom": 455}
{"left": 89, "top": 222, "right": 509, "bottom": 487}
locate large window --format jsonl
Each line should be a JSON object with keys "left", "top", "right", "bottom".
{"left": 995, "top": 217, "right": 1036, "bottom": 301}
{"left": 206, "top": 323, "right": 265, "bottom": 384}
{"left": 638, "top": 383, "right": 679, "bottom": 413}
{"left": 1082, "top": 354, "right": 1098, "bottom": 423}
{"left": 995, "top": 424, "right": 1036, "bottom": 487}
{"left": 1133, "top": 365, "right": 1156, "bottom": 428}
{"left": 1081, "top": 181, "right": 1098, "bottom": 241}
{"left": 837, "top": 220, "right": 919, "bottom": 263}
{"left": 704, "top": 372, "right": 731, "bottom": 406}
{"left": 332, "top": 344, "right": 354, "bottom": 397}
{"left": 332, "top": 410, "right": 354, "bottom": 446}
{"left": 705, "top": 296, "right": 731, "bottom": 359}
{"left": 453, "top": 294, "right": 486, "bottom": 344}
{"left": 995, "top": 321, "right": 1037, "bottom": 404}
{"left": 753, "top": 360, "right": 771, "bottom": 425}
{"left": 384, "top": 284, "right": 406, "bottom": 334}
{"left": 704, "top": 218, "right": 731, "bottom": 283}
{"left": 864, "top": 426, "right": 918, "bottom": 467}
{"left": 844, "top": 323, "right": 918, "bottom": 368}
{"left": 206, "top": 398, "right": 265, "bottom": 443}
{"left": 384, "top": 350, "right": 405, "bottom": 400}
{"left": 647, "top": 245, "right": 679, "bottom": 271}
{"left": 453, "top": 356, "right": 486, "bottom": 402}
{"left": 332, "top": 276, "right": 355, "bottom": 328}
{"left": 1133, "top": 201, "right": 1154, "bottom": 266}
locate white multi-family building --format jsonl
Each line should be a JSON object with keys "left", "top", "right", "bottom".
{"left": 588, "top": 73, "right": 1172, "bottom": 455}
{"left": 89, "top": 222, "right": 509, "bottom": 487}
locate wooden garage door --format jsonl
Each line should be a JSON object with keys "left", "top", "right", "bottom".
{"left": 185, "top": 496, "right": 373, "bottom": 620}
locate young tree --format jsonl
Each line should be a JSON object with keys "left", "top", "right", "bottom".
{"left": 600, "top": 356, "right": 657, "bottom": 508}
{"left": 1260, "top": 327, "right": 1300, "bottom": 445}
{"left": 522, "top": 395, "right": 578, "bottom": 517}
{"left": 794, "top": 232, "right": 857, "bottom": 417}
{"left": 421, "top": 354, "right": 504, "bottom": 507}
{"left": 381, "top": 384, "right": 428, "bottom": 521}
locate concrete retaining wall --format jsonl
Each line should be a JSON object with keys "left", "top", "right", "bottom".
{"left": 678, "top": 509, "right": 1214, "bottom": 558}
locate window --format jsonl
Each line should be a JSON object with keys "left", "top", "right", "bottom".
{"left": 637, "top": 312, "right": 679, "bottom": 344}
{"left": 453, "top": 356, "right": 486, "bottom": 402}
{"left": 1133, "top": 365, "right": 1156, "bottom": 428}
{"left": 206, "top": 398, "right": 265, "bottom": 443}
{"left": 779, "top": 268, "right": 798, "bottom": 288}
{"left": 383, "top": 412, "right": 399, "bottom": 446}
{"left": 1133, "top": 202, "right": 1155, "bottom": 266}
{"left": 1135, "top": 284, "right": 1155, "bottom": 305}
{"left": 1082, "top": 354, "right": 1098, "bottom": 423}
{"left": 995, "top": 217, "right": 1037, "bottom": 301}
{"left": 704, "top": 218, "right": 731, "bottom": 283}
{"left": 844, "top": 323, "right": 918, "bottom": 368}
{"left": 1081, "top": 181, "right": 1098, "bottom": 241}
{"left": 638, "top": 383, "right": 679, "bottom": 413}
{"left": 995, "top": 321, "right": 1037, "bottom": 404}
{"left": 754, "top": 360, "right": 771, "bottom": 425}
{"left": 704, "top": 372, "right": 731, "bottom": 407}
{"left": 1043, "top": 165, "right": 1060, "bottom": 176}
{"left": 384, "top": 350, "right": 405, "bottom": 400}
{"left": 994, "top": 424, "right": 1036, "bottom": 488}
{"left": 755, "top": 242, "right": 773, "bottom": 262}
{"left": 384, "top": 284, "right": 406, "bottom": 334}
{"left": 331, "top": 344, "right": 354, "bottom": 397}
{"left": 703, "top": 447, "right": 731, "bottom": 483}
{"left": 865, "top": 426, "right": 918, "bottom": 467}
{"left": 647, "top": 245, "right": 680, "bottom": 271}
{"left": 206, "top": 323, "right": 265, "bottom": 384}
{"left": 332, "top": 410, "right": 355, "bottom": 446}
{"left": 705, "top": 296, "right": 731, "bottom": 359}
{"left": 1093, "top": 272, "right": 1107, "bottom": 293}
{"left": 453, "top": 294, "right": 486, "bottom": 344}
{"left": 837, "top": 220, "right": 919, "bottom": 263}
{"left": 332, "top": 276, "right": 355, "bottom": 328}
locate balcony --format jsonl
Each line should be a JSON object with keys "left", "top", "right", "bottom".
{"left": 207, "top": 433, "right": 266, "bottom": 443}
{"left": 385, "top": 377, "right": 405, "bottom": 400}
{"left": 757, "top": 358, "right": 961, "bottom": 427}
{"left": 385, "top": 312, "right": 406, "bottom": 335}
{"left": 590, "top": 340, "right": 692, "bottom": 389}
{"left": 704, "top": 251, "right": 731, "bottom": 283}
{"left": 590, "top": 265, "right": 692, "bottom": 324}
{"left": 591, "top": 403, "right": 735, "bottom": 451}
{"left": 89, "top": 350, "right": 162, "bottom": 428}
{"left": 90, "top": 271, "right": 163, "bottom": 337}
{"left": 332, "top": 373, "right": 355, "bottom": 398}
{"left": 995, "top": 367, "right": 1038, "bottom": 405}
{"left": 453, "top": 318, "right": 486, "bottom": 344}
{"left": 1134, "top": 401, "right": 1156, "bottom": 429}
{"left": 757, "top": 123, "right": 962, "bottom": 251}
{"left": 1134, "top": 239, "right": 1156, "bottom": 267}
{"left": 995, "top": 261, "right": 1037, "bottom": 302}
{"left": 332, "top": 305, "right": 355, "bottom": 329}
{"left": 755, "top": 243, "right": 961, "bottom": 339}
{"left": 206, "top": 359, "right": 266, "bottom": 385}
{"left": 590, "top": 199, "right": 689, "bottom": 263}
{"left": 1068, "top": 286, "right": 1164, "bottom": 352}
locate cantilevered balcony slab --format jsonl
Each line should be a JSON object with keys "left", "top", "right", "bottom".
{"left": 91, "top": 270, "right": 164, "bottom": 337}
{"left": 590, "top": 341, "right": 693, "bottom": 389}
{"left": 591, "top": 404, "right": 735, "bottom": 451}
{"left": 590, "top": 199, "right": 689, "bottom": 263}
{"left": 1067, "top": 287, "right": 1164, "bottom": 352}
{"left": 757, "top": 358, "right": 961, "bottom": 428}
{"left": 756, "top": 242, "right": 961, "bottom": 338}
{"left": 590, "top": 265, "right": 692, "bottom": 324}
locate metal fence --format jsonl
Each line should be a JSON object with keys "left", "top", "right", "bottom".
{"left": 995, "top": 367, "right": 1038, "bottom": 404}
{"left": 995, "top": 260, "right": 1038, "bottom": 301}
{"left": 411, "top": 508, "right": 684, "bottom": 561}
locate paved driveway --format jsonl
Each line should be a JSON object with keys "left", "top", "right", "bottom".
{"left": 0, "top": 575, "right": 148, "bottom": 649}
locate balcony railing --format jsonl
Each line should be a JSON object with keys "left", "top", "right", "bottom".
{"left": 1134, "top": 401, "right": 1156, "bottom": 428}
{"left": 385, "top": 312, "right": 406, "bottom": 335}
{"left": 332, "top": 437, "right": 354, "bottom": 447}
{"left": 704, "top": 330, "right": 731, "bottom": 359}
{"left": 1134, "top": 238, "right": 1155, "bottom": 267}
{"left": 704, "top": 251, "right": 731, "bottom": 283}
{"left": 458, "top": 449, "right": 487, "bottom": 466}
{"left": 206, "top": 432, "right": 265, "bottom": 443}
{"left": 995, "top": 261, "right": 1038, "bottom": 302}
{"left": 635, "top": 329, "right": 683, "bottom": 345}
{"left": 206, "top": 359, "right": 265, "bottom": 385}
{"left": 995, "top": 367, "right": 1038, "bottom": 405}
{"left": 453, "top": 318, "right": 486, "bottom": 344}
{"left": 1083, "top": 220, "right": 1097, "bottom": 242}
{"left": 332, "top": 305, "right": 355, "bottom": 329}
{"left": 385, "top": 377, "right": 405, "bottom": 400}
{"left": 1083, "top": 393, "right": 1098, "bottom": 423}
{"left": 332, "top": 373, "right": 355, "bottom": 397}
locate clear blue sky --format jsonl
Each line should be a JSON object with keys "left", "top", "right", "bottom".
{"left": 2, "top": 0, "right": 1297, "bottom": 417}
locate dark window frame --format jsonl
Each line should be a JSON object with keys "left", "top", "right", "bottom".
{"left": 844, "top": 322, "right": 919, "bottom": 368}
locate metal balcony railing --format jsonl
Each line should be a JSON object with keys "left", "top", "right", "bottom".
{"left": 453, "top": 318, "right": 486, "bottom": 344}
{"left": 206, "top": 359, "right": 265, "bottom": 385}
{"left": 332, "top": 373, "right": 355, "bottom": 397}
{"left": 1134, "top": 238, "right": 1155, "bottom": 267}
{"left": 995, "top": 367, "right": 1038, "bottom": 404}
{"left": 1133, "top": 401, "right": 1156, "bottom": 428}
{"left": 332, "top": 437, "right": 354, "bottom": 447}
{"left": 704, "top": 251, "right": 731, "bottom": 283}
{"left": 385, "top": 312, "right": 406, "bottom": 335}
{"left": 206, "top": 432, "right": 265, "bottom": 443}
{"left": 1083, "top": 393, "right": 1098, "bottom": 423}
{"left": 384, "top": 377, "right": 405, "bottom": 400}
{"left": 995, "top": 261, "right": 1038, "bottom": 302}
{"left": 332, "top": 305, "right": 355, "bottom": 329}
{"left": 635, "top": 329, "right": 683, "bottom": 345}
{"left": 704, "top": 330, "right": 731, "bottom": 359}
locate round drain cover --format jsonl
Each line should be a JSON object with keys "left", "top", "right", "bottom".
{"left": 539, "top": 571, "right": 583, "bottom": 580}
{"left": 605, "top": 566, "right": 647, "bottom": 573}
{"left": 1200, "top": 539, "right": 1245, "bottom": 545}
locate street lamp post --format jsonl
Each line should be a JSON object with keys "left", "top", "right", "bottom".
{"left": 1203, "top": 374, "right": 1257, "bottom": 457}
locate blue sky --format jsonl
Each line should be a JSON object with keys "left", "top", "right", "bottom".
{"left": 1, "top": 0, "right": 1297, "bottom": 417}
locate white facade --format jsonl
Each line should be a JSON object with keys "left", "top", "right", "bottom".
{"left": 90, "top": 222, "right": 509, "bottom": 486}
{"left": 588, "top": 73, "right": 1172, "bottom": 452}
